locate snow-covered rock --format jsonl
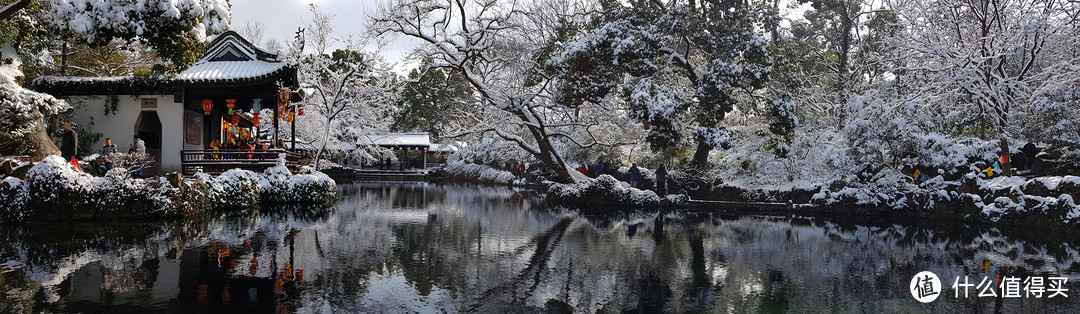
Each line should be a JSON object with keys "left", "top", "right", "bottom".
{"left": 443, "top": 162, "right": 519, "bottom": 185}
{"left": 548, "top": 174, "right": 660, "bottom": 207}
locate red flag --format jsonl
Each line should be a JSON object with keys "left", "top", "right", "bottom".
{"left": 69, "top": 157, "right": 82, "bottom": 171}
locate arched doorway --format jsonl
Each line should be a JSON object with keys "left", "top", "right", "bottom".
{"left": 134, "top": 111, "right": 162, "bottom": 176}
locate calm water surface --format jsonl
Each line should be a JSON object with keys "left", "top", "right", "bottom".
{"left": 1, "top": 182, "right": 1079, "bottom": 313}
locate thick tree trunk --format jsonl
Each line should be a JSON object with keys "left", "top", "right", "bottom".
{"left": 690, "top": 140, "right": 710, "bottom": 169}
{"left": 1000, "top": 137, "right": 1013, "bottom": 177}
{"left": 27, "top": 115, "right": 60, "bottom": 160}
{"left": 523, "top": 123, "right": 576, "bottom": 184}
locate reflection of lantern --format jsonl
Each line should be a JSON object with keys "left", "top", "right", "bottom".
{"left": 226, "top": 99, "right": 236, "bottom": 115}
{"left": 202, "top": 99, "right": 212, "bottom": 115}
{"left": 252, "top": 99, "right": 262, "bottom": 127}
{"left": 298, "top": 105, "right": 305, "bottom": 116}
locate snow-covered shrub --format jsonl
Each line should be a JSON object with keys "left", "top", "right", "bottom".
{"left": 444, "top": 162, "right": 517, "bottom": 185}
{"left": 200, "top": 169, "right": 261, "bottom": 210}
{"left": 25, "top": 156, "right": 95, "bottom": 214}
{"left": 85, "top": 168, "right": 178, "bottom": 218}
{"left": 291, "top": 171, "right": 337, "bottom": 205}
{"left": 548, "top": 174, "right": 660, "bottom": 207}
{"left": 258, "top": 164, "right": 293, "bottom": 204}
{"left": 0, "top": 177, "right": 28, "bottom": 220}
{"left": 259, "top": 164, "right": 337, "bottom": 205}
{"left": 451, "top": 136, "right": 528, "bottom": 167}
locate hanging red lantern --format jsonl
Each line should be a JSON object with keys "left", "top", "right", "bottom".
{"left": 231, "top": 114, "right": 239, "bottom": 125}
{"left": 252, "top": 99, "right": 262, "bottom": 127}
{"left": 226, "top": 99, "right": 236, "bottom": 115}
{"left": 297, "top": 105, "right": 305, "bottom": 116}
{"left": 202, "top": 99, "right": 212, "bottom": 116}
{"left": 241, "top": 128, "right": 251, "bottom": 140}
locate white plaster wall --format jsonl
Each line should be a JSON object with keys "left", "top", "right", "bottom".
{"left": 67, "top": 94, "right": 193, "bottom": 173}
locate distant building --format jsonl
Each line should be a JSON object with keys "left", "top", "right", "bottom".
{"left": 32, "top": 31, "right": 302, "bottom": 175}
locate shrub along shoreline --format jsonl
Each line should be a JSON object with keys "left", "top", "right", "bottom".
{"left": 425, "top": 161, "right": 1080, "bottom": 230}
{"left": 0, "top": 156, "right": 337, "bottom": 222}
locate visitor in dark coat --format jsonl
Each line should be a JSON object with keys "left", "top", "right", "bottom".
{"left": 628, "top": 164, "right": 641, "bottom": 188}
{"left": 594, "top": 161, "right": 605, "bottom": 177}
{"left": 60, "top": 122, "right": 78, "bottom": 161}
{"left": 655, "top": 164, "right": 668, "bottom": 195}
{"left": 1022, "top": 139, "right": 1040, "bottom": 170}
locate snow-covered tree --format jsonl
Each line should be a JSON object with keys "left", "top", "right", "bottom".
{"left": 40, "top": 0, "right": 231, "bottom": 71}
{"left": 890, "top": 0, "right": 1073, "bottom": 134}
{"left": 546, "top": 0, "right": 774, "bottom": 169}
{"left": 289, "top": 5, "right": 397, "bottom": 169}
{"left": 373, "top": 0, "right": 641, "bottom": 183}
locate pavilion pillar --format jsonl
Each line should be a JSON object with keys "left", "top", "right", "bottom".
{"left": 273, "top": 102, "right": 279, "bottom": 148}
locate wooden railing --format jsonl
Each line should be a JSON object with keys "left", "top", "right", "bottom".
{"left": 180, "top": 149, "right": 302, "bottom": 175}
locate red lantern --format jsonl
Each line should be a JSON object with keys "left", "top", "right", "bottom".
{"left": 241, "top": 129, "right": 251, "bottom": 140}
{"left": 226, "top": 99, "right": 236, "bottom": 115}
{"left": 252, "top": 99, "right": 262, "bottom": 127}
{"left": 231, "top": 114, "right": 239, "bottom": 125}
{"left": 297, "top": 105, "right": 305, "bottom": 116}
{"left": 202, "top": 99, "right": 212, "bottom": 116}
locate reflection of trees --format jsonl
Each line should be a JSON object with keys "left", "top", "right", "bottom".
{"left": 4, "top": 182, "right": 1080, "bottom": 312}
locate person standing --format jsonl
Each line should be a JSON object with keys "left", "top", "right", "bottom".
{"left": 60, "top": 122, "right": 78, "bottom": 161}
{"left": 130, "top": 135, "right": 146, "bottom": 154}
{"left": 594, "top": 161, "right": 605, "bottom": 178}
{"left": 1022, "top": 139, "right": 1040, "bottom": 170}
{"left": 130, "top": 135, "right": 146, "bottom": 177}
{"left": 628, "top": 164, "right": 641, "bottom": 188}
{"left": 655, "top": 164, "right": 668, "bottom": 195}
{"left": 101, "top": 137, "right": 118, "bottom": 171}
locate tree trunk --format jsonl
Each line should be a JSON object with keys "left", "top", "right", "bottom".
{"left": 999, "top": 137, "right": 1012, "bottom": 177}
{"left": 314, "top": 118, "right": 332, "bottom": 170}
{"left": 523, "top": 123, "right": 576, "bottom": 183}
{"left": 690, "top": 140, "right": 710, "bottom": 169}
{"left": 27, "top": 114, "right": 60, "bottom": 160}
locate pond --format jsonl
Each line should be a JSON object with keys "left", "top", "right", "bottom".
{"left": 1, "top": 182, "right": 1079, "bottom": 313}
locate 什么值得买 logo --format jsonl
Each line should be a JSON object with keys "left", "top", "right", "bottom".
{"left": 911, "top": 271, "right": 942, "bottom": 303}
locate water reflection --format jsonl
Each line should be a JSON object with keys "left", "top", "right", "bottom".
{"left": 1, "top": 182, "right": 1079, "bottom": 313}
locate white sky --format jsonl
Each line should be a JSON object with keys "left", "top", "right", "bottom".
{"left": 229, "top": 0, "right": 417, "bottom": 69}
{"left": 229, "top": 0, "right": 814, "bottom": 72}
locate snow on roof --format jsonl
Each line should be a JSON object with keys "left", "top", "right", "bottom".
{"left": 357, "top": 133, "right": 431, "bottom": 147}
{"left": 175, "top": 30, "right": 291, "bottom": 83}
{"left": 175, "top": 60, "right": 288, "bottom": 83}
{"left": 429, "top": 143, "right": 462, "bottom": 152}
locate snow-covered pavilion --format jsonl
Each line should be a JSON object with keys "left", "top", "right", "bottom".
{"left": 32, "top": 31, "right": 304, "bottom": 175}
{"left": 357, "top": 133, "right": 432, "bottom": 169}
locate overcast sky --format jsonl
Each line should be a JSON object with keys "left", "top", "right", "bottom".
{"left": 229, "top": 0, "right": 417, "bottom": 70}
